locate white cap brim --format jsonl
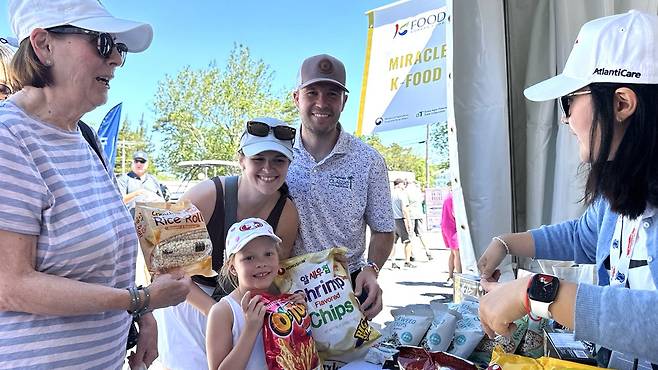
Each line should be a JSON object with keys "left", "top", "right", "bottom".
{"left": 523, "top": 73, "right": 589, "bottom": 102}
{"left": 226, "top": 234, "right": 282, "bottom": 259}
{"left": 71, "top": 16, "right": 153, "bottom": 52}
{"left": 241, "top": 141, "right": 294, "bottom": 161}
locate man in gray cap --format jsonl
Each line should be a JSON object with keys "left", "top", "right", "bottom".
{"left": 287, "top": 54, "right": 395, "bottom": 320}
{"left": 117, "top": 151, "right": 166, "bottom": 217}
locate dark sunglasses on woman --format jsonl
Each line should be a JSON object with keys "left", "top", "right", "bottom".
{"left": 247, "top": 120, "right": 296, "bottom": 141}
{"left": 46, "top": 26, "right": 128, "bottom": 67}
{"left": 559, "top": 90, "right": 591, "bottom": 119}
{"left": 0, "top": 83, "right": 12, "bottom": 100}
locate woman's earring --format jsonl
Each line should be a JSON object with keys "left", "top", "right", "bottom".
{"left": 44, "top": 60, "right": 52, "bottom": 66}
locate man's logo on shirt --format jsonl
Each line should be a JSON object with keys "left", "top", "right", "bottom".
{"left": 329, "top": 176, "right": 353, "bottom": 190}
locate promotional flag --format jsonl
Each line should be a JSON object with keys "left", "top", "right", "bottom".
{"left": 357, "top": 0, "right": 447, "bottom": 135}
{"left": 97, "top": 102, "right": 122, "bottom": 170}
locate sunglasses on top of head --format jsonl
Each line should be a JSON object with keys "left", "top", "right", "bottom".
{"left": 246, "top": 120, "right": 296, "bottom": 142}
{"left": 46, "top": 26, "right": 128, "bottom": 67}
{"left": 559, "top": 90, "right": 591, "bottom": 119}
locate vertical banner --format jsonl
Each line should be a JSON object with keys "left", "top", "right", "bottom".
{"left": 357, "top": 0, "right": 448, "bottom": 135}
{"left": 97, "top": 102, "right": 122, "bottom": 171}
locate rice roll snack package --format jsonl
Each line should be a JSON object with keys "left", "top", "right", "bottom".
{"left": 420, "top": 300, "right": 458, "bottom": 352}
{"left": 135, "top": 201, "right": 214, "bottom": 277}
{"left": 261, "top": 294, "right": 322, "bottom": 370}
{"left": 274, "top": 247, "right": 380, "bottom": 358}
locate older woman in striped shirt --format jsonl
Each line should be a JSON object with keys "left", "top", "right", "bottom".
{"left": 0, "top": 0, "right": 190, "bottom": 369}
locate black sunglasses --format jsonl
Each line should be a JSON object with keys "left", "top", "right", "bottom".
{"left": 134, "top": 159, "right": 146, "bottom": 164}
{"left": 559, "top": 90, "right": 591, "bottom": 119}
{"left": 0, "top": 83, "right": 12, "bottom": 100}
{"left": 47, "top": 26, "right": 128, "bottom": 67}
{"left": 246, "top": 121, "right": 296, "bottom": 142}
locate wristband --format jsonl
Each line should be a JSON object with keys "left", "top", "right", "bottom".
{"left": 492, "top": 236, "right": 511, "bottom": 255}
{"left": 361, "top": 260, "right": 380, "bottom": 277}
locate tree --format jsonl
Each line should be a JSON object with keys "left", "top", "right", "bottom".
{"left": 361, "top": 135, "right": 441, "bottom": 186}
{"left": 152, "top": 44, "right": 297, "bottom": 175}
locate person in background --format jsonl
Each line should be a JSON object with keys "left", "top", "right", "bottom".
{"left": 440, "top": 187, "right": 460, "bottom": 281}
{"left": 406, "top": 179, "right": 434, "bottom": 261}
{"left": 0, "top": 37, "right": 17, "bottom": 100}
{"left": 117, "top": 150, "right": 166, "bottom": 217}
{"left": 155, "top": 117, "right": 299, "bottom": 370}
{"left": 0, "top": 0, "right": 190, "bottom": 368}
{"left": 287, "top": 54, "right": 395, "bottom": 319}
{"left": 391, "top": 178, "right": 415, "bottom": 268}
{"left": 477, "top": 10, "right": 658, "bottom": 364}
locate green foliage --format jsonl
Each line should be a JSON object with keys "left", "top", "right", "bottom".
{"left": 360, "top": 135, "right": 441, "bottom": 187}
{"left": 430, "top": 121, "right": 450, "bottom": 182}
{"left": 152, "top": 44, "right": 297, "bottom": 175}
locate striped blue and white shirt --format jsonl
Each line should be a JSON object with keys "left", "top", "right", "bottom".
{"left": 0, "top": 101, "right": 137, "bottom": 369}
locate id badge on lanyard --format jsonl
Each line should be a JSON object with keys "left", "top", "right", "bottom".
{"left": 610, "top": 216, "right": 640, "bottom": 287}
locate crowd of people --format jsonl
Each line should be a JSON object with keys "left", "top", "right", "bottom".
{"left": 1, "top": 0, "right": 657, "bottom": 368}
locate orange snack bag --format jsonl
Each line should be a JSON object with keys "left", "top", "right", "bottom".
{"left": 261, "top": 294, "right": 322, "bottom": 370}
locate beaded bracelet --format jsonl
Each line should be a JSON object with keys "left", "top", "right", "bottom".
{"left": 492, "top": 236, "right": 511, "bottom": 255}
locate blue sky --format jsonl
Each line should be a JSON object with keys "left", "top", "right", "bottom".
{"left": 0, "top": 0, "right": 430, "bottom": 153}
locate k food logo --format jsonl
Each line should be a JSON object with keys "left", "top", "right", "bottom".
{"left": 593, "top": 67, "right": 641, "bottom": 78}
{"left": 393, "top": 10, "right": 447, "bottom": 39}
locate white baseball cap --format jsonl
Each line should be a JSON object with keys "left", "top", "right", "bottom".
{"left": 9, "top": 0, "right": 153, "bottom": 52}
{"left": 239, "top": 117, "right": 295, "bottom": 161}
{"left": 225, "top": 218, "right": 282, "bottom": 260}
{"left": 524, "top": 9, "right": 658, "bottom": 102}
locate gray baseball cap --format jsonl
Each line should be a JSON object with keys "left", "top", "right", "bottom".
{"left": 133, "top": 151, "right": 148, "bottom": 161}
{"left": 296, "top": 54, "right": 348, "bottom": 92}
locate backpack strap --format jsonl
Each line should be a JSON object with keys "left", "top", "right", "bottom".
{"left": 78, "top": 120, "right": 107, "bottom": 171}
{"left": 224, "top": 176, "right": 239, "bottom": 233}
{"left": 207, "top": 177, "right": 226, "bottom": 271}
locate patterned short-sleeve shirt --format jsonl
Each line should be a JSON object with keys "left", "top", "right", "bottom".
{"left": 287, "top": 126, "right": 394, "bottom": 272}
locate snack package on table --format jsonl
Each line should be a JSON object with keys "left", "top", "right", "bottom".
{"left": 261, "top": 294, "right": 322, "bottom": 370}
{"left": 420, "top": 300, "right": 458, "bottom": 352}
{"left": 396, "top": 346, "right": 478, "bottom": 370}
{"left": 385, "top": 305, "right": 434, "bottom": 347}
{"left": 469, "top": 317, "right": 528, "bottom": 365}
{"left": 447, "top": 299, "right": 485, "bottom": 359}
{"left": 274, "top": 247, "right": 380, "bottom": 358}
{"left": 488, "top": 345, "right": 605, "bottom": 370}
{"left": 518, "top": 316, "right": 549, "bottom": 358}
{"left": 135, "top": 201, "right": 214, "bottom": 277}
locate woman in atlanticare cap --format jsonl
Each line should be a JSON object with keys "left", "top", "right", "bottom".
{"left": 0, "top": 0, "right": 190, "bottom": 368}
{"left": 154, "top": 117, "right": 300, "bottom": 369}
{"left": 478, "top": 10, "right": 658, "bottom": 365}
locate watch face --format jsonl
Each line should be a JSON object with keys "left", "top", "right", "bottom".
{"left": 528, "top": 274, "right": 560, "bottom": 303}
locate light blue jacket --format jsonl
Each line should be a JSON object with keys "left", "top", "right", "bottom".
{"left": 530, "top": 197, "right": 658, "bottom": 363}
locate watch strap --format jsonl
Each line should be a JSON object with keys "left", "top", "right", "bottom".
{"left": 525, "top": 275, "right": 549, "bottom": 321}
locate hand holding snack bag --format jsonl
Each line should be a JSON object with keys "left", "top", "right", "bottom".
{"left": 261, "top": 293, "right": 322, "bottom": 370}
{"left": 135, "top": 201, "right": 214, "bottom": 277}
{"left": 274, "top": 247, "right": 380, "bottom": 358}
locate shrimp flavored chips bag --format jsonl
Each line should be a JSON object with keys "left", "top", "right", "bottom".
{"left": 274, "top": 247, "right": 380, "bottom": 358}
{"left": 135, "top": 201, "right": 214, "bottom": 277}
{"left": 261, "top": 294, "right": 322, "bottom": 370}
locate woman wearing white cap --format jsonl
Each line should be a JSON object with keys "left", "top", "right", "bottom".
{"left": 154, "top": 117, "right": 300, "bottom": 369}
{"left": 477, "top": 10, "right": 658, "bottom": 364}
{"left": 0, "top": 0, "right": 191, "bottom": 369}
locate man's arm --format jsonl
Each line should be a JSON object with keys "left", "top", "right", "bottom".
{"left": 368, "top": 231, "right": 394, "bottom": 269}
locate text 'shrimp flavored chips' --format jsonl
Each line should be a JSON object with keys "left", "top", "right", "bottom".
{"left": 261, "top": 294, "right": 322, "bottom": 370}
{"left": 274, "top": 247, "right": 380, "bottom": 358}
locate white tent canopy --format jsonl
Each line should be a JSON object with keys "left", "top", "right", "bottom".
{"left": 449, "top": 0, "right": 658, "bottom": 276}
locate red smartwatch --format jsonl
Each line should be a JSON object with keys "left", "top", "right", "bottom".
{"left": 526, "top": 273, "right": 560, "bottom": 319}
